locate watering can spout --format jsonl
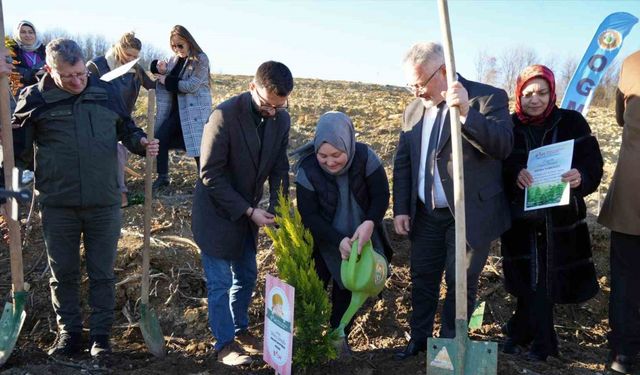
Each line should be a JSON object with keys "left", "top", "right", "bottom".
{"left": 336, "top": 291, "right": 369, "bottom": 337}
{"left": 335, "top": 240, "right": 388, "bottom": 338}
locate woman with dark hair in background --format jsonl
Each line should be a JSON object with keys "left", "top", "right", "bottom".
{"left": 150, "top": 25, "right": 212, "bottom": 191}
{"left": 501, "top": 65, "right": 603, "bottom": 361}
{"left": 88, "top": 32, "right": 155, "bottom": 207}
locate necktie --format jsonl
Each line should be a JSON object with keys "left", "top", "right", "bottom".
{"left": 424, "top": 102, "right": 445, "bottom": 212}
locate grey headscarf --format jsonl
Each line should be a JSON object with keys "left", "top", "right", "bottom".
{"left": 305, "top": 111, "right": 362, "bottom": 237}
{"left": 313, "top": 111, "right": 356, "bottom": 176}
{"left": 14, "top": 20, "right": 42, "bottom": 52}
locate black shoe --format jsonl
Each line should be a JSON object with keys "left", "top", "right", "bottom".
{"left": 502, "top": 338, "right": 523, "bottom": 355}
{"left": 152, "top": 174, "right": 170, "bottom": 191}
{"left": 48, "top": 332, "right": 83, "bottom": 358}
{"left": 393, "top": 339, "right": 426, "bottom": 361}
{"left": 90, "top": 335, "right": 112, "bottom": 358}
{"left": 609, "top": 352, "right": 634, "bottom": 374}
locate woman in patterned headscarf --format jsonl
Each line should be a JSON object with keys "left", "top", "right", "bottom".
{"left": 500, "top": 65, "right": 603, "bottom": 361}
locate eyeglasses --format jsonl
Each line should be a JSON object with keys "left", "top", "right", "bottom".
{"left": 54, "top": 70, "right": 89, "bottom": 82}
{"left": 405, "top": 64, "right": 443, "bottom": 96}
{"left": 254, "top": 88, "right": 288, "bottom": 117}
{"left": 171, "top": 43, "right": 185, "bottom": 50}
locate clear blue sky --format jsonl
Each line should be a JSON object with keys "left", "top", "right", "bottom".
{"left": 4, "top": 0, "right": 639, "bottom": 86}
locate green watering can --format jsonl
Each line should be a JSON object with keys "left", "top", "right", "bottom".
{"left": 334, "top": 240, "right": 388, "bottom": 338}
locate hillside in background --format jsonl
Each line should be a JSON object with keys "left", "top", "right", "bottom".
{"left": 0, "top": 74, "right": 622, "bottom": 374}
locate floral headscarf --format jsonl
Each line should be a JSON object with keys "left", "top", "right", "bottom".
{"left": 514, "top": 64, "right": 557, "bottom": 124}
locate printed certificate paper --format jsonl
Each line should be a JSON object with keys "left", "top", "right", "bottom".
{"left": 525, "top": 140, "right": 574, "bottom": 211}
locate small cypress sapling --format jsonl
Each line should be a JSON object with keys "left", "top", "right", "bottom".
{"left": 265, "top": 193, "right": 337, "bottom": 369}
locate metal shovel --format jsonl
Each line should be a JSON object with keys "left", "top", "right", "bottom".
{"left": 425, "top": 1, "right": 497, "bottom": 374}
{"left": 0, "top": 168, "right": 27, "bottom": 367}
{"left": 0, "top": 1, "right": 27, "bottom": 365}
{"left": 139, "top": 89, "right": 165, "bottom": 358}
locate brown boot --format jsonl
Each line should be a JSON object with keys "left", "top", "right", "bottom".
{"left": 217, "top": 341, "right": 252, "bottom": 366}
{"left": 235, "top": 330, "right": 263, "bottom": 355}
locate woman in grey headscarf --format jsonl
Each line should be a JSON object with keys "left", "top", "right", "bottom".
{"left": 10, "top": 20, "right": 46, "bottom": 183}
{"left": 295, "top": 111, "right": 392, "bottom": 353}
{"left": 10, "top": 20, "right": 45, "bottom": 96}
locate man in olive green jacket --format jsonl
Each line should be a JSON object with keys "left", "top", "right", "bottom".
{"left": 11, "top": 38, "right": 159, "bottom": 360}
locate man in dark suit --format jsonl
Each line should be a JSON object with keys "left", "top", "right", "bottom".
{"left": 191, "top": 61, "right": 293, "bottom": 366}
{"left": 392, "top": 42, "right": 513, "bottom": 360}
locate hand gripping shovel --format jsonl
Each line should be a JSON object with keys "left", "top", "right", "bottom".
{"left": 334, "top": 240, "right": 388, "bottom": 339}
{"left": 139, "top": 89, "right": 165, "bottom": 358}
{"left": 0, "top": 1, "right": 27, "bottom": 365}
{"left": 425, "top": 2, "right": 497, "bottom": 374}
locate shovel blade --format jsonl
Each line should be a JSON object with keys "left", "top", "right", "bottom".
{"left": 468, "top": 301, "right": 486, "bottom": 331}
{"left": 140, "top": 303, "right": 166, "bottom": 358}
{"left": 427, "top": 336, "right": 497, "bottom": 375}
{"left": 0, "top": 292, "right": 28, "bottom": 366}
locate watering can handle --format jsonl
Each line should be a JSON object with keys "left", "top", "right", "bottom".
{"left": 344, "top": 239, "right": 361, "bottom": 288}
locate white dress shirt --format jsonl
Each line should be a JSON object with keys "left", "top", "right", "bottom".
{"left": 418, "top": 103, "right": 449, "bottom": 208}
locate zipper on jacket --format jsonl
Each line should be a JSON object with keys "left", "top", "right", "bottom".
{"left": 88, "top": 110, "right": 95, "bottom": 137}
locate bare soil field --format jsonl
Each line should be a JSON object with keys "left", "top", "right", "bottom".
{"left": 0, "top": 74, "right": 623, "bottom": 374}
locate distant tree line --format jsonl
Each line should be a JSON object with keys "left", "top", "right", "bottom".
{"left": 474, "top": 47, "right": 619, "bottom": 108}
{"left": 11, "top": 28, "right": 620, "bottom": 108}
{"left": 12, "top": 28, "right": 166, "bottom": 71}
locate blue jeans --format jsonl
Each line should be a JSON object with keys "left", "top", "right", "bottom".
{"left": 201, "top": 232, "right": 257, "bottom": 351}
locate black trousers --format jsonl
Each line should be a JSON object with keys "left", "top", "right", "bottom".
{"left": 409, "top": 202, "right": 490, "bottom": 342}
{"left": 313, "top": 250, "right": 354, "bottom": 335}
{"left": 608, "top": 231, "right": 640, "bottom": 356}
{"left": 505, "top": 227, "right": 558, "bottom": 358}
{"left": 41, "top": 204, "right": 121, "bottom": 336}
{"left": 155, "top": 109, "right": 186, "bottom": 175}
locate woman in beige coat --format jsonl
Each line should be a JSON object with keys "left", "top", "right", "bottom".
{"left": 597, "top": 49, "right": 640, "bottom": 375}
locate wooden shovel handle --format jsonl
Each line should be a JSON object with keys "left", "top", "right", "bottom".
{"left": 141, "top": 89, "right": 156, "bottom": 304}
{"left": 437, "top": 0, "right": 468, "bottom": 322}
{"left": 0, "top": 0, "right": 25, "bottom": 293}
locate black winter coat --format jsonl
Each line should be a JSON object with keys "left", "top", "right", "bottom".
{"left": 10, "top": 43, "right": 46, "bottom": 89}
{"left": 87, "top": 56, "right": 155, "bottom": 115}
{"left": 296, "top": 143, "right": 392, "bottom": 289}
{"left": 12, "top": 74, "right": 147, "bottom": 207}
{"left": 501, "top": 107, "right": 603, "bottom": 304}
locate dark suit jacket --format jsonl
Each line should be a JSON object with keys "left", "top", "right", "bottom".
{"left": 392, "top": 75, "right": 513, "bottom": 250}
{"left": 192, "top": 91, "right": 290, "bottom": 259}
